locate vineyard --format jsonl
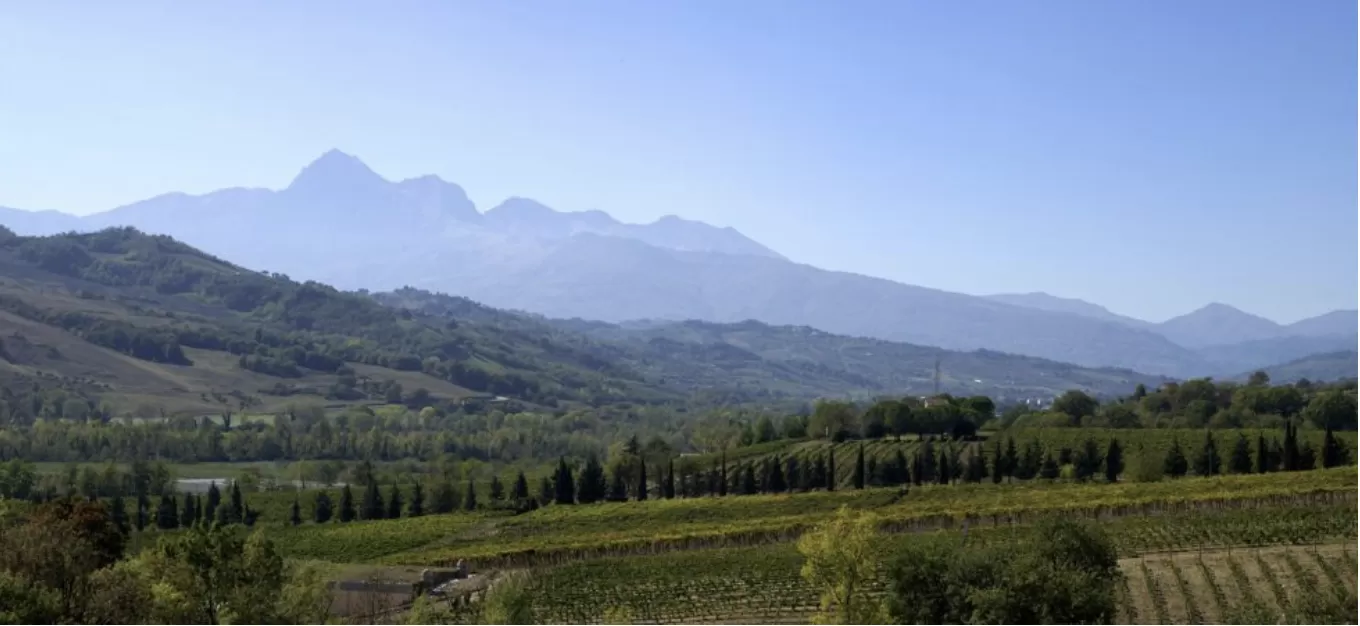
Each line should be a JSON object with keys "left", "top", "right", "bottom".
{"left": 427, "top": 502, "right": 1358, "bottom": 624}
{"left": 377, "top": 468, "right": 1354, "bottom": 567}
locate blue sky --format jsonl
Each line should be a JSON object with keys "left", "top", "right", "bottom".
{"left": 1, "top": 1, "right": 1354, "bottom": 323}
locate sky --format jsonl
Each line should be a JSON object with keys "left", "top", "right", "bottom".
{"left": 0, "top": 1, "right": 1355, "bottom": 324}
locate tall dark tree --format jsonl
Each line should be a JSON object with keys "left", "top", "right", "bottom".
{"left": 156, "top": 494, "right": 179, "bottom": 530}
{"left": 511, "top": 471, "right": 530, "bottom": 501}
{"left": 205, "top": 482, "right": 221, "bottom": 522}
{"left": 937, "top": 448, "right": 952, "bottom": 485}
{"left": 608, "top": 470, "right": 627, "bottom": 502}
{"left": 229, "top": 481, "right": 245, "bottom": 523}
{"left": 663, "top": 460, "right": 677, "bottom": 499}
{"left": 1002, "top": 437, "right": 1020, "bottom": 481}
{"left": 489, "top": 476, "right": 505, "bottom": 502}
{"left": 964, "top": 447, "right": 987, "bottom": 483}
{"left": 1228, "top": 434, "right": 1252, "bottom": 474}
{"left": 135, "top": 492, "right": 149, "bottom": 531}
{"left": 919, "top": 439, "right": 938, "bottom": 483}
{"left": 811, "top": 455, "right": 828, "bottom": 490}
{"left": 180, "top": 492, "right": 197, "bottom": 527}
{"left": 767, "top": 456, "right": 788, "bottom": 493}
{"left": 555, "top": 458, "right": 577, "bottom": 505}
{"left": 1194, "top": 431, "right": 1221, "bottom": 476}
{"left": 463, "top": 479, "right": 477, "bottom": 511}
{"left": 362, "top": 479, "right": 385, "bottom": 520}
{"left": 289, "top": 495, "right": 302, "bottom": 526}
{"left": 1298, "top": 441, "right": 1317, "bottom": 471}
{"left": 636, "top": 459, "right": 648, "bottom": 501}
{"left": 718, "top": 453, "right": 729, "bottom": 497}
{"left": 1255, "top": 435, "right": 1271, "bottom": 474}
{"left": 1038, "top": 451, "right": 1060, "bottom": 480}
{"left": 314, "top": 491, "right": 334, "bottom": 523}
{"left": 821, "top": 446, "right": 832, "bottom": 492}
{"left": 386, "top": 483, "right": 403, "bottom": 519}
{"left": 1164, "top": 439, "right": 1189, "bottom": 478}
{"left": 409, "top": 482, "right": 425, "bottom": 517}
{"left": 1322, "top": 425, "right": 1350, "bottom": 468}
{"left": 1282, "top": 420, "right": 1300, "bottom": 471}
{"left": 1104, "top": 439, "right": 1124, "bottom": 483}
{"left": 432, "top": 480, "right": 457, "bottom": 514}
{"left": 852, "top": 444, "right": 866, "bottom": 490}
{"left": 339, "top": 485, "right": 356, "bottom": 522}
{"left": 989, "top": 439, "right": 1005, "bottom": 484}
{"left": 110, "top": 494, "right": 129, "bottom": 534}
{"left": 740, "top": 464, "right": 758, "bottom": 495}
{"left": 584, "top": 455, "right": 607, "bottom": 503}
{"left": 1074, "top": 438, "right": 1102, "bottom": 482}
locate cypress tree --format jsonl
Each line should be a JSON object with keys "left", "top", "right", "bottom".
{"left": 135, "top": 493, "right": 149, "bottom": 531}
{"left": 718, "top": 453, "right": 729, "bottom": 497}
{"left": 919, "top": 439, "right": 937, "bottom": 483}
{"left": 362, "top": 479, "right": 384, "bottom": 520}
{"left": 1229, "top": 434, "right": 1252, "bottom": 474}
{"left": 409, "top": 482, "right": 425, "bottom": 517}
{"left": 1194, "top": 431, "right": 1221, "bottom": 476}
{"left": 339, "top": 484, "right": 356, "bottom": 522}
{"left": 767, "top": 456, "right": 788, "bottom": 493}
{"left": 852, "top": 444, "right": 866, "bottom": 489}
{"left": 463, "top": 479, "right": 477, "bottom": 511}
{"left": 432, "top": 480, "right": 457, "bottom": 514}
{"left": 812, "top": 455, "right": 828, "bottom": 490}
{"left": 784, "top": 456, "right": 799, "bottom": 493}
{"left": 1105, "top": 439, "right": 1124, "bottom": 482}
{"left": 1002, "top": 436, "right": 1019, "bottom": 481}
{"left": 1282, "top": 420, "right": 1299, "bottom": 471}
{"left": 180, "top": 492, "right": 197, "bottom": 527}
{"left": 1164, "top": 439, "right": 1189, "bottom": 478}
{"left": 1075, "top": 438, "right": 1102, "bottom": 482}
{"left": 740, "top": 464, "right": 758, "bottom": 495}
{"left": 1322, "top": 425, "right": 1349, "bottom": 468}
{"left": 386, "top": 483, "right": 403, "bottom": 519}
{"left": 289, "top": 495, "right": 302, "bottom": 526}
{"left": 989, "top": 439, "right": 1004, "bottom": 484}
{"left": 229, "top": 481, "right": 244, "bottom": 523}
{"left": 964, "top": 447, "right": 987, "bottom": 483}
{"left": 205, "top": 482, "right": 221, "bottom": 522}
{"left": 1038, "top": 452, "right": 1059, "bottom": 480}
{"left": 489, "top": 476, "right": 504, "bottom": 502}
{"left": 636, "top": 460, "right": 648, "bottom": 501}
{"left": 555, "top": 458, "right": 577, "bottom": 505}
{"left": 796, "top": 457, "right": 812, "bottom": 491}
{"left": 706, "top": 468, "right": 719, "bottom": 496}
{"left": 826, "top": 447, "right": 836, "bottom": 491}
{"left": 194, "top": 495, "right": 204, "bottom": 525}
{"left": 664, "top": 460, "right": 677, "bottom": 499}
{"left": 1255, "top": 435, "right": 1270, "bottom": 474}
{"left": 110, "top": 495, "right": 129, "bottom": 534}
{"left": 314, "top": 491, "right": 333, "bottom": 523}
{"left": 608, "top": 470, "right": 627, "bottom": 502}
{"left": 512, "top": 471, "right": 529, "bottom": 501}
{"left": 156, "top": 494, "right": 179, "bottom": 530}
{"left": 937, "top": 448, "right": 951, "bottom": 485}
{"left": 1298, "top": 442, "right": 1317, "bottom": 471}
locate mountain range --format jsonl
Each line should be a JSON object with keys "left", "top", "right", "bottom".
{"left": 2, "top": 150, "right": 1354, "bottom": 380}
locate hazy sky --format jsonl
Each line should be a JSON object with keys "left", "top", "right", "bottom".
{"left": 1, "top": 1, "right": 1355, "bottom": 323}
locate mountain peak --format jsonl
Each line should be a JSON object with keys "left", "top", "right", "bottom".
{"left": 286, "top": 149, "right": 386, "bottom": 194}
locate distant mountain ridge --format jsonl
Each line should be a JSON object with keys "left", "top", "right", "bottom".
{"left": 1, "top": 150, "right": 1349, "bottom": 379}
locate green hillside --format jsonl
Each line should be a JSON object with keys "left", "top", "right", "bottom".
{"left": 0, "top": 227, "right": 1171, "bottom": 421}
